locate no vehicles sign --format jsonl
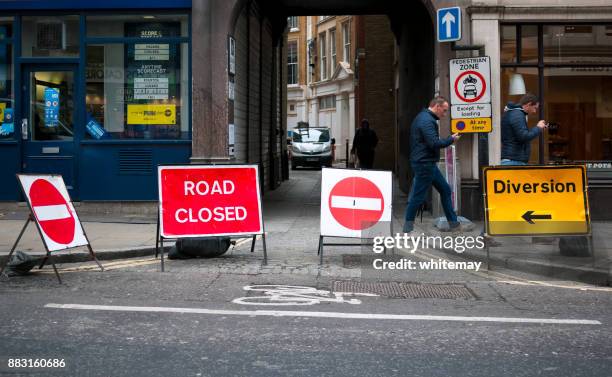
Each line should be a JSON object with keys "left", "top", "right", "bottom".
{"left": 450, "top": 56, "right": 492, "bottom": 133}
{"left": 17, "top": 175, "right": 89, "bottom": 252}
{"left": 158, "top": 165, "right": 263, "bottom": 238}
{"left": 320, "top": 168, "right": 392, "bottom": 238}
{"left": 483, "top": 165, "right": 590, "bottom": 236}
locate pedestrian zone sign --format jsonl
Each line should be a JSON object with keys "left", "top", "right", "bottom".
{"left": 450, "top": 56, "right": 492, "bottom": 133}
{"left": 17, "top": 174, "right": 89, "bottom": 251}
{"left": 320, "top": 168, "right": 392, "bottom": 238}
{"left": 483, "top": 165, "right": 590, "bottom": 236}
{"left": 158, "top": 165, "right": 263, "bottom": 238}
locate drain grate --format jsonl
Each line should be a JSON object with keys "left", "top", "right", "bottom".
{"left": 332, "top": 280, "right": 474, "bottom": 299}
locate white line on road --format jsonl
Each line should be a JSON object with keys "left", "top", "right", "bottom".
{"left": 331, "top": 196, "right": 381, "bottom": 211}
{"left": 44, "top": 303, "right": 601, "bottom": 325}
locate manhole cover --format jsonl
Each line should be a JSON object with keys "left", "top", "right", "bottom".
{"left": 332, "top": 280, "right": 474, "bottom": 299}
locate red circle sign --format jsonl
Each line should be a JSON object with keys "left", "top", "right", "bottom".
{"left": 328, "top": 177, "right": 384, "bottom": 230}
{"left": 29, "top": 179, "right": 75, "bottom": 245}
{"left": 454, "top": 70, "right": 486, "bottom": 103}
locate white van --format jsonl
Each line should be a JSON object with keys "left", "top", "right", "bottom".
{"left": 290, "top": 126, "right": 333, "bottom": 169}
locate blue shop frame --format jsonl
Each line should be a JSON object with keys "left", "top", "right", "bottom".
{"left": 0, "top": 6, "right": 192, "bottom": 201}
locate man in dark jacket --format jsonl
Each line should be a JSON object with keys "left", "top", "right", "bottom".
{"left": 403, "top": 97, "right": 461, "bottom": 233}
{"left": 501, "top": 93, "right": 548, "bottom": 165}
{"left": 351, "top": 119, "right": 378, "bottom": 169}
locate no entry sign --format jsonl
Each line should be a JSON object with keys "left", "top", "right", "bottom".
{"left": 158, "top": 165, "right": 263, "bottom": 238}
{"left": 17, "top": 175, "right": 89, "bottom": 252}
{"left": 320, "top": 168, "right": 392, "bottom": 238}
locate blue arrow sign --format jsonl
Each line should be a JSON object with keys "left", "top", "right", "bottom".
{"left": 437, "top": 7, "right": 461, "bottom": 42}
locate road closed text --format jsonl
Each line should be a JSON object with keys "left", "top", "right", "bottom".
{"left": 175, "top": 180, "right": 247, "bottom": 223}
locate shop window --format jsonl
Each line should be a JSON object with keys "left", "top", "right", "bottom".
{"left": 0, "top": 17, "right": 13, "bottom": 39}
{"left": 500, "top": 25, "right": 517, "bottom": 63}
{"left": 22, "top": 16, "right": 79, "bottom": 57}
{"left": 86, "top": 15, "right": 189, "bottom": 37}
{"left": 520, "top": 25, "right": 538, "bottom": 64}
{"left": 85, "top": 41, "right": 189, "bottom": 140}
{"left": 544, "top": 25, "right": 612, "bottom": 64}
{"left": 0, "top": 42, "right": 13, "bottom": 140}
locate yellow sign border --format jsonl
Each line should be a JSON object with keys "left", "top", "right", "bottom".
{"left": 482, "top": 165, "right": 591, "bottom": 237}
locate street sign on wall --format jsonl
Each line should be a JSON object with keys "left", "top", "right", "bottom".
{"left": 483, "top": 165, "right": 590, "bottom": 236}
{"left": 437, "top": 7, "right": 461, "bottom": 43}
{"left": 449, "top": 56, "right": 492, "bottom": 133}
{"left": 320, "top": 168, "right": 392, "bottom": 238}
{"left": 17, "top": 175, "right": 89, "bottom": 251}
{"left": 158, "top": 165, "right": 263, "bottom": 238}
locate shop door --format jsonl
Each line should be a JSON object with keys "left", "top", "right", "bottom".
{"left": 21, "top": 65, "right": 78, "bottom": 197}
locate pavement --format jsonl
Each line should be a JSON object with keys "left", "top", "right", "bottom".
{"left": 0, "top": 166, "right": 610, "bottom": 285}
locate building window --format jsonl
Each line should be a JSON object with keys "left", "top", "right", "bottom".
{"left": 22, "top": 15, "right": 80, "bottom": 57}
{"left": 500, "top": 24, "right": 612, "bottom": 165}
{"left": 287, "top": 17, "right": 298, "bottom": 31}
{"left": 319, "top": 95, "right": 336, "bottom": 110}
{"left": 330, "top": 29, "right": 336, "bottom": 73}
{"left": 0, "top": 18, "right": 13, "bottom": 140}
{"left": 320, "top": 33, "right": 327, "bottom": 80}
{"left": 287, "top": 40, "right": 298, "bottom": 85}
{"left": 84, "top": 18, "right": 190, "bottom": 140}
{"left": 342, "top": 22, "right": 350, "bottom": 64}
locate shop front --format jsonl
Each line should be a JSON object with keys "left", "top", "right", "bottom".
{"left": 0, "top": 1, "right": 191, "bottom": 200}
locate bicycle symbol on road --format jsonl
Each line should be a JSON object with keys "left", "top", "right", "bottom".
{"left": 232, "top": 285, "right": 378, "bottom": 306}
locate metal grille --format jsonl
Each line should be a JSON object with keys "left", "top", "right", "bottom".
{"left": 332, "top": 280, "right": 474, "bottom": 299}
{"left": 118, "top": 149, "right": 153, "bottom": 175}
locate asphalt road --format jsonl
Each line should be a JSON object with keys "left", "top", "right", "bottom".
{"left": 1, "top": 259, "right": 611, "bottom": 377}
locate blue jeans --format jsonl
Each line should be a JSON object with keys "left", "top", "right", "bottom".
{"left": 404, "top": 162, "right": 458, "bottom": 231}
{"left": 501, "top": 159, "right": 527, "bottom": 166}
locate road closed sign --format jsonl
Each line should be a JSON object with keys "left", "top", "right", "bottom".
{"left": 158, "top": 165, "right": 263, "bottom": 238}
{"left": 483, "top": 165, "right": 590, "bottom": 236}
{"left": 321, "top": 168, "right": 392, "bottom": 238}
{"left": 17, "top": 175, "right": 89, "bottom": 252}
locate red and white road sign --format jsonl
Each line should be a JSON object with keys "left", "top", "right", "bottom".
{"left": 320, "top": 168, "right": 392, "bottom": 238}
{"left": 17, "top": 175, "right": 88, "bottom": 252}
{"left": 158, "top": 165, "right": 263, "bottom": 238}
{"left": 449, "top": 57, "right": 491, "bottom": 105}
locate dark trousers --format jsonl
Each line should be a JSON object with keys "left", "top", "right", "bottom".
{"left": 357, "top": 151, "right": 374, "bottom": 169}
{"left": 404, "top": 162, "right": 458, "bottom": 226}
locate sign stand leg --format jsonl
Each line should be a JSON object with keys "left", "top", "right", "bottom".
{"left": 160, "top": 237, "right": 165, "bottom": 272}
{"left": 486, "top": 237, "right": 491, "bottom": 272}
{"left": 86, "top": 244, "right": 104, "bottom": 272}
{"left": 155, "top": 209, "right": 160, "bottom": 259}
{"left": 50, "top": 257, "right": 62, "bottom": 284}
{"left": 250, "top": 235, "right": 256, "bottom": 253}
{"left": 318, "top": 236, "right": 324, "bottom": 265}
{"left": 0, "top": 217, "right": 31, "bottom": 277}
{"left": 262, "top": 233, "right": 268, "bottom": 265}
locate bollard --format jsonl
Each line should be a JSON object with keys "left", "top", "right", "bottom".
{"left": 345, "top": 138, "right": 349, "bottom": 168}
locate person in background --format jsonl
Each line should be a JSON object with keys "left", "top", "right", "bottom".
{"left": 501, "top": 93, "right": 548, "bottom": 166}
{"left": 351, "top": 118, "right": 378, "bottom": 169}
{"left": 403, "top": 96, "right": 461, "bottom": 233}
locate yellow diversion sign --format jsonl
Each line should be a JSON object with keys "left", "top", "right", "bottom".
{"left": 127, "top": 104, "right": 176, "bottom": 125}
{"left": 483, "top": 165, "right": 590, "bottom": 236}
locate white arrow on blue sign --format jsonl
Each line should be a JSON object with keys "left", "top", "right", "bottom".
{"left": 437, "top": 7, "right": 461, "bottom": 42}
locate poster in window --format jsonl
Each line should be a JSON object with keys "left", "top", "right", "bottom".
{"left": 125, "top": 22, "right": 180, "bottom": 138}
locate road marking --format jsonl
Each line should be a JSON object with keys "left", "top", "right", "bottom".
{"left": 44, "top": 303, "right": 600, "bottom": 325}
{"left": 37, "top": 257, "right": 159, "bottom": 274}
{"left": 331, "top": 195, "right": 381, "bottom": 211}
{"left": 232, "top": 285, "right": 377, "bottom": 306}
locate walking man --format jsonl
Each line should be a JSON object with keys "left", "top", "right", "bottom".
{"left": 351, "top": 119, "right": 378, "bottom": 169}
{"left": 501, "top": 93, "right": 548, "bottom": 166}
{"left": 403, "top": 97, "right": 461, "bottom": 233}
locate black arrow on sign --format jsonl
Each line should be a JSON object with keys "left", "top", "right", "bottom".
{"left": 522, "top": 211, "right": 552, "bottom": 224}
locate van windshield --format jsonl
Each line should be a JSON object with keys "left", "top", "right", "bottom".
{"left": 293, "top": 128, "right": 330, "bottom": 143}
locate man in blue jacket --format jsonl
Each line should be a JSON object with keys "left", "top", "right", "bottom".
{"left": 403, "top": 97, "right": 461, "bottom": 233}
{"left": 501, "top": 93, "right": 548, "bottom": 165}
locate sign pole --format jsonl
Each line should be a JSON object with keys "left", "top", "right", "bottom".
{"left": 160, "top": 237, "right": 165, "bottom": 272}
{"left": 0, "top": 216, "right": 32, "bottom": 277}
{"left": 155, "top": 207, "right": 160, "bottom": 259}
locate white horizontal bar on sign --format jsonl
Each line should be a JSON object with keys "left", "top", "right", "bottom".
{"left": 33, "top": 204, "right": 70, "bottom": 221}
{"left": 331, "top": 196, "right": 381, "bottom": 211}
